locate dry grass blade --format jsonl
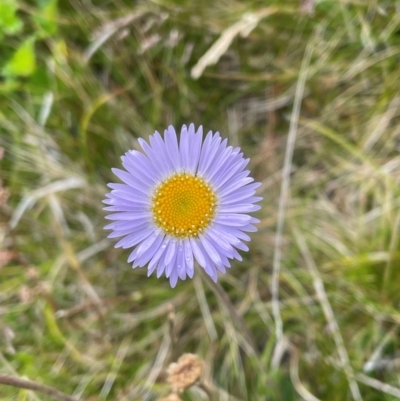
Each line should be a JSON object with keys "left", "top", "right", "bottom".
{"left": 10, "top": 178, "right": 85, "bottom": 229}
{"left": 289, "top": 348, "right": 321, "bottom": 401}
{"left": 356, "top": 374, "right": 400, "bottom": 399}
{"left": 194, "top": 276, "right": 218, "bottom": 341}
{"left": 121, "top": 325, "right": 171, "bottom": 401}
{"left": 200, "top": 269, "right": 257, "bottom": 355}
{"left": 271, "top": 36, "right": 313, "bottom": 366}
{"left": 191, "top": 8, "right": 278, "bottom": 79}
{"left": 0, "top": 375, "right": 81, "bottom": 401}
{"left": 84, "top": 12, "right": 145, "bottom": 62}
{"left": 292, "top": 225, "right": 362, "bottom": 401}
{"left": 100, "top": 336, "right": 132, "bottom": 398}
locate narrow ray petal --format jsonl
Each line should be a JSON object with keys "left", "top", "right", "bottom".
{"left": 150, "top": 131, "right": 174, "bottom": 175}
{"left": 188, "top": 125, "right": 203, "bottom": 173}
{"left": 165, "top": 249, "right": 178, "bottom": 278}
{"left": 199, "top": 235, "right": 222, "bottom": 267}
{"left": 179, "top": 125, "right": 191, "bottom": 171}
{"left": 148, "top": 237, "right": 170, "bottom": 276}
{"left": 115, "top": 227, "right": 153, "bottom": 249}
{"left": 197, "top": 241, "right": 218, "bottom": 282}
{"left": 198, "top": 134, "right": 222, "bottom": 176}
{"left": 165, "top": 126, "right": 181, "bottom": 171}
{"left": 219, "top": 204, "right": 261, "bottom": 213}
{"left": 135, "top": 231, "right": 165, "bottom": 267}
{"left": 164, "top": 240, "right": 177, "bottom": 266}
{"left": 138, "top": 138, "right": 169, "bottom": 178}
{"left": 105, "top": 212, "right": 149, "bottom": 221}
{"left": 169, "top": 269, "right": 179, "bottom": 288}
{"left": 184, "top": 239, "right": 194, "bottom": 278}
{"left": 190, "top": 238, "right": 206, "bottom": 268}
{"left": 176, "top": 243, "right": 187, "bottom": 280}
{"left": 122, "top": 151, "right": 158, "bottom": 183}
{"left": 111, "top": 168, "right": 150, "bottom": 195}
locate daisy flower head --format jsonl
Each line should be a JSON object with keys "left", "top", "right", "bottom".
{"left": 104, "top": 124, "right": 262, "bottom": 287}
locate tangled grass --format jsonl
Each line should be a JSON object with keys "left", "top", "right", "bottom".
{"left": 1, "top": 0, "right": 400, "bottom": 400}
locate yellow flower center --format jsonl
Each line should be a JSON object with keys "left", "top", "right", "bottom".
{"left": 151, "top": 173, "right": 217, "bottom": 238}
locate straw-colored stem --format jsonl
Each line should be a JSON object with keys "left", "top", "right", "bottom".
{"left": 0, "top": 374, "right": 81, "bottom": 401}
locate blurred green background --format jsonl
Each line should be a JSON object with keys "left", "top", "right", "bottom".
{"left": 1, "top": 0, "right": 400, "bottom": 400}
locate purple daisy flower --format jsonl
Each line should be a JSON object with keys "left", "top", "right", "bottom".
{"left": 104, "top": 124, "right": 262, "bottom": 287}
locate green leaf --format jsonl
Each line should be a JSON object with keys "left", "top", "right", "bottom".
{"left": 2, "top": 37, "right": 36, "bottom": 77}
{"left": 34, "top": 0, "right": 58, "bottom": 38}
{"left": 0, "top": 0, "right": 23, "bottom": 35}
{"left": 0, "top": 79, "right": 20, "bottom": 93}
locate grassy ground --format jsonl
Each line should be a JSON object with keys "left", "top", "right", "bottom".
{"left": 1, "top": 0, "right": 400, "bottom": 400}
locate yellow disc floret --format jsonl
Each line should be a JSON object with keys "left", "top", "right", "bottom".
{"left": 151, "top": 173, "right": 217, "bottom": 238}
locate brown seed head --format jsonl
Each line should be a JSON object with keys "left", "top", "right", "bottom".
{"left": 167, "top": 353, "right": 203, "bottom": 393}
{"left": 158, "top": 394, "right": 183, "bottom": 401}
{"left": 0, "top": 187, "right": 9, "bottom": 207}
